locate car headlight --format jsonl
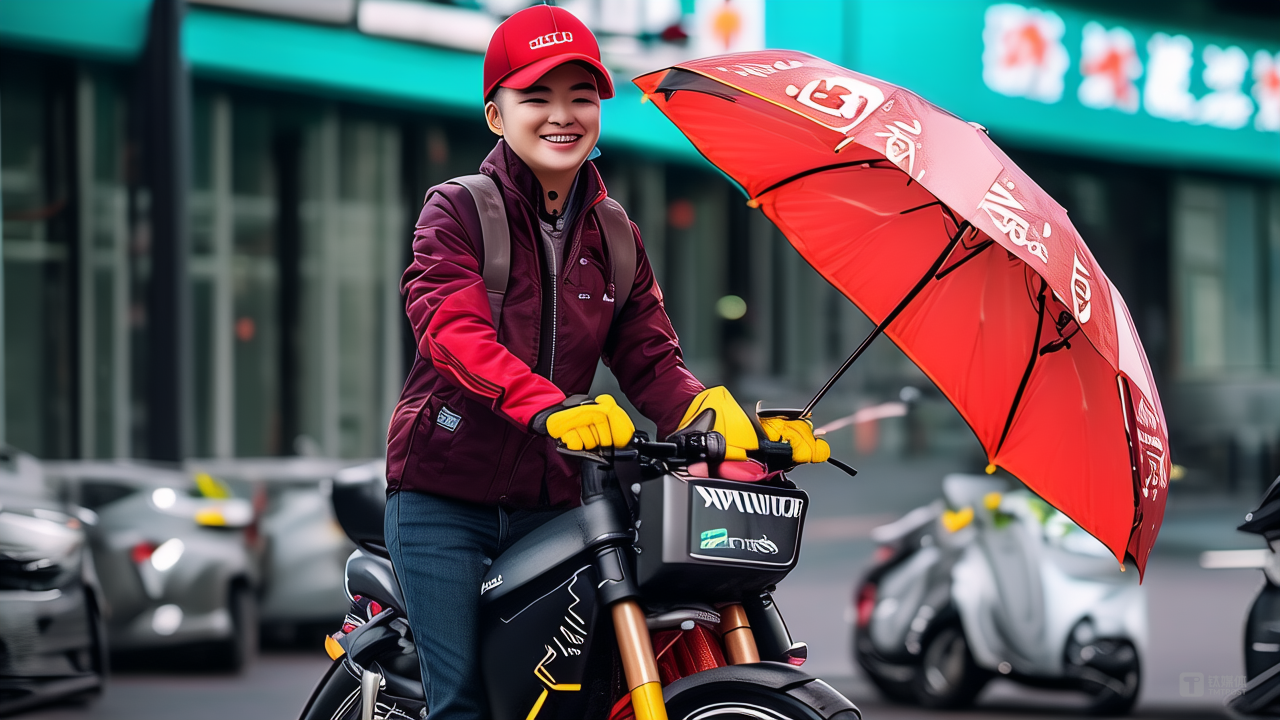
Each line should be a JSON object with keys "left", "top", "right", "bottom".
{"left": 0, "top": 511, "right": 83, "bottom": 590}
{"left": 152, "top": 487, "right": 178, "bottom": 509}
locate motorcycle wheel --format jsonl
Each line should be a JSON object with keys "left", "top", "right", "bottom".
{"left": 863, "top": 668, "right": 917, "bottom": 705}
{"left": 913, "top": 623, "right": 989, "bottom": 709}
{"left": 1080, "top": 641, "right": 1141, "bottom": 717}
{"left": 665, "top": 682, "right": 859, "bottom": 720}
{"left": 852, "top": 630, "right": 917, "bottom": 704}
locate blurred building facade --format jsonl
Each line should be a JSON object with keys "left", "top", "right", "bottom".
{"left": 1, "top": 0, "right": 1279, "bottom": 492}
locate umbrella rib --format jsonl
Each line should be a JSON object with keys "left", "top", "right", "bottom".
{"left": 934, "top": 238, "right": 994, "bottom": 281}
{"left": 800, "top": 220, "right": 970, "bottom": 418}
{"left": 994, "top": 278, "right": 1048, "bottom": 459}
{"left": 899, "top": 200, "right": 942, "bottom": 215}
{"left": 753, "top": 159, "right": 893, "bottom": 200}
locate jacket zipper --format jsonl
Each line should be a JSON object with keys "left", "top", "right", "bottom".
{"left": 513, "top": 171, "right": 607, "bottom": 383}
{"left": 543, "top": 192, "right": 604, "bottom": 382}
{"left": 540, "top": 228, "right": 559, "bottom": 382}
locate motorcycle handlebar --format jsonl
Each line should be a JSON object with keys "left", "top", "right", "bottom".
{"left": 565, "top": 431, "right": 797, "bottom": 473}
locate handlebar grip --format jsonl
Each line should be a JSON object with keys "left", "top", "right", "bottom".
{"left": 704, "top": 432, "right": 727, "bottom": 463}
{"left": 754, "top": 439, "right": 795, "bottom": 472}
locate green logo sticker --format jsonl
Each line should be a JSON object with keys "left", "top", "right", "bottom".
{"left": 700, "top": 528, "right": 728, "bottom": 549}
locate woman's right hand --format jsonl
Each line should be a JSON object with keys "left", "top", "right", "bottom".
{"left": 535, "top": 394, "right": 636, "bottom": 450}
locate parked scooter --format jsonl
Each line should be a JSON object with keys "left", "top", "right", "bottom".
{"left": 299, "top": 418, "right": 861, "bottom": 720}
{"left": 853, "top": 473, "right": 1146, "bottom": 715}
{"left": 1222, "top": 475, "right": 1280, "bottom": 717}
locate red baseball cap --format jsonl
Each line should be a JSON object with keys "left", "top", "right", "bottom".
{"left": 483, "top": 5, "right": 615, "bottom": 101}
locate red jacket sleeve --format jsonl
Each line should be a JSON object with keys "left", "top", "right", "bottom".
{"left": 403, "top": 188, "right": 565, "bottom": 428}
{"left": 603, "top": 222, "right": 705, "bottom": 438}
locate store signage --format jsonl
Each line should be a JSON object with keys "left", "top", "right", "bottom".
{"left": 846, "top": 0, "right": 1280, "bottom": 173}
{"left": 982, "top": 3, "right": 1279, "bottom": 134}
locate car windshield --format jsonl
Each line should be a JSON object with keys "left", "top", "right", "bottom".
{"left": 77, "top": 481, "right": 140, "bottom": 510}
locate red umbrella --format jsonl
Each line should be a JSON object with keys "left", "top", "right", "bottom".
{"left": 636, "top": 51, "right": 1169, "bottom": 576}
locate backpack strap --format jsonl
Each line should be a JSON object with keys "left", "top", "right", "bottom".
{"left": 442, "top": 174, "right": 509, "bottom": 327}
{"left": 424, "top": 176, "right": 636, "bottom": 330}
{"left": 593, "top": 197, "right": 636, "bottom": 323}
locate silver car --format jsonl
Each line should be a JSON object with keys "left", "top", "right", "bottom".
{"left": 185, "top": 457, "right": 369, "bottom": 643}
{"left": 43, "top": 461, "right": 260, "bottom": 671}
{"left": 0, "top": 448, "right": 105, "bottom": 713}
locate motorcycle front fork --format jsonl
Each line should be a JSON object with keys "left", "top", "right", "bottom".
{"left": 611, "top": 599, "right": 762, "bottom": 720}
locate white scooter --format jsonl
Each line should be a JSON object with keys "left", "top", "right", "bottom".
{"left": 852, "top": 473, "right": 1147, "bottom": 714}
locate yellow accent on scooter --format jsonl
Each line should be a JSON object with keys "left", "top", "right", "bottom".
{"left": 983, "top": 492, "right": 1003, "bottom": 510}
{"left": 324, "top": 634, "right": 345, "bottom": 660}
{"left": 942, "top": 507, "right": 974, "bottom": 533}
{"left": 195, "top": 472, "right": 232, "bottom": 499}
{"left": 631, "top": 681, "right": 668, "bottom": 720}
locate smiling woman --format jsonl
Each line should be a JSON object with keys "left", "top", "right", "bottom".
{"left": 484, "top": 64, "right": 602, "bottom": 216}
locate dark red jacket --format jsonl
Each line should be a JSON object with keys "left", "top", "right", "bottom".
{"left": 386, "top": 141, "right": 704, "bottom": 507}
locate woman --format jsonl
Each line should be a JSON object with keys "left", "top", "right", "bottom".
{"left": 384, "top": 7, "right": 828, "bottom": 717}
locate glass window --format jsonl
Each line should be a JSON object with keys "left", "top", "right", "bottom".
{"left": 0, "top": 53, "right": 76, "bottom": 459}
{"left": 1173, "top": 180, "right": 1266, "bottom": 376}
{"left": 297, "top": 111, "right": 404, "bottom": 458}
{"left": 230, "top": 102, "right": 280, "bottom": 456}
{"left": 78, "top": 70, "right": 131, "bottom": 459}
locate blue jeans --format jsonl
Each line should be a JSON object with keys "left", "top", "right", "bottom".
{"left": 384, "top": 490, "right": 566, "bottom": 720}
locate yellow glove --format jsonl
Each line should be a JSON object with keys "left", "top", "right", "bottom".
{"left": 544, "top": 394, "right": 635, "bottom": 451}
{"left": 676, "top": 387, "right": 758, "bottom": 461}
{"left": 759, "top": 416, "right": 831, "bottom": 464}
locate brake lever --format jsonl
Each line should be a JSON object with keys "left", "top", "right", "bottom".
{"left": 555, "top": 445, "right": 610, "bottom": 464}
{"left": 827, "top": 457, "right": 858, "bottom": 478}
{"left": 554, "top": 444, "right": 641, "bottom": 465}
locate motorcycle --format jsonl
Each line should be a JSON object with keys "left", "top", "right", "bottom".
{"left": 1223, "top": 475, "right": 1280, "bottom": 717}
{"left": 298, "top": 413, "right": 862, "bottom": 720}
{"left": 852, "top": 473, "right": 1146, "bottom": 715}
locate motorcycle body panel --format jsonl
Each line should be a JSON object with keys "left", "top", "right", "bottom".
{"left": 478, "top": 497, "right": 629, "bottom": 609}
{"left": 1246, "top": 581, "right": 1280, "bottom": 680}
{"left": 481, "top": 564, "right": 604, "bottom": 720}
{"left": 662, "top": 661, "right": 861, "bottom": 719}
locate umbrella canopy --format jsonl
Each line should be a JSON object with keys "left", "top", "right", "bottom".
{"left": 636, "top": 51, "right": 1169, "bottom": 575}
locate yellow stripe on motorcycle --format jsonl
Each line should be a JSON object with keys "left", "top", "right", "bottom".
{"left": 525, "top": 689, "right": 549, "bottom": 720}
{"left": 523, "top": 685, "right": 584, "bottom": 720}
{"left": 631, "top": 681, "right": 668, "bottom": 720}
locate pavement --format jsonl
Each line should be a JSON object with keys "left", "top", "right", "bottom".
{"left": 24, "top": 454, "right": 1267, "bottom": 719}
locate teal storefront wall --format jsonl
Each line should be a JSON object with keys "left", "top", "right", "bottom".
{"left": 0, "top": 0, "right": 703, "bottom": 162}
{"left": 2, "top": 0, "right": 1278, "bottom": 171}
